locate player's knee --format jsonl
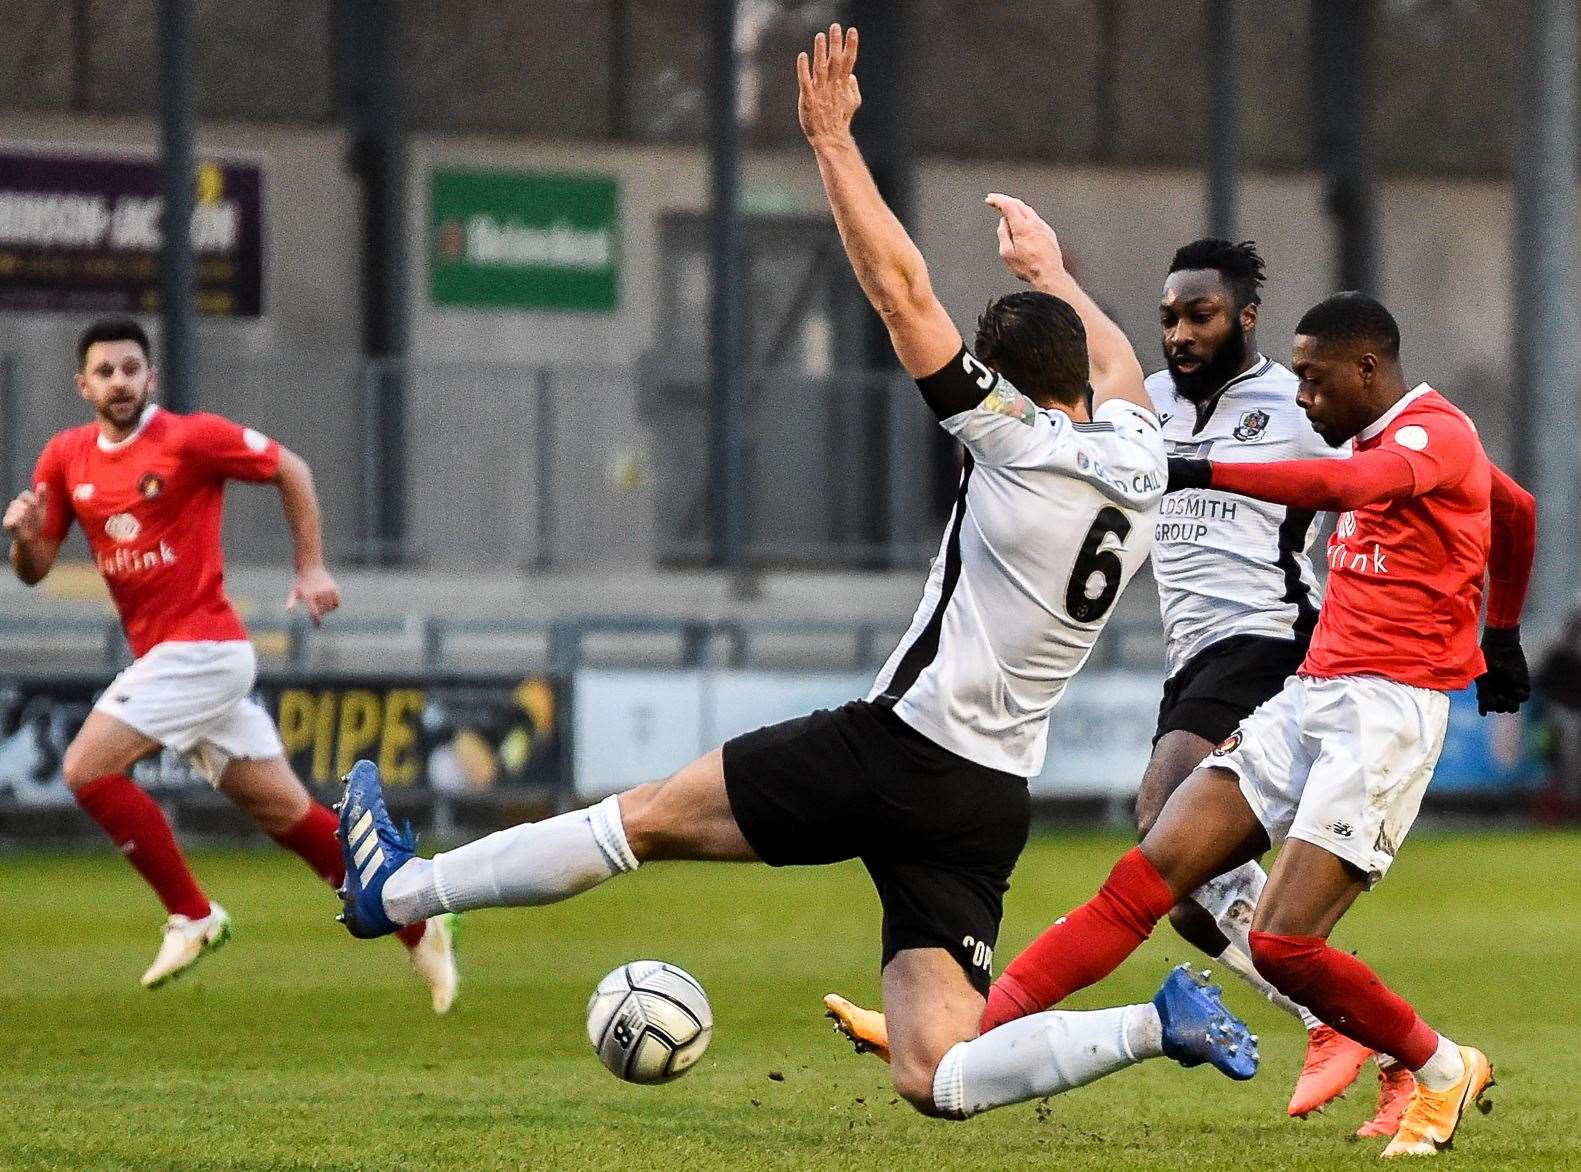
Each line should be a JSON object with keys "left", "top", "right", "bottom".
{"left": 60, "top": 743, "right": 106, "bottom": 791}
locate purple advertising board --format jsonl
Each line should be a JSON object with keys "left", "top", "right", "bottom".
{"left": 0, "top": 148, "right": 263, "bottom": 316}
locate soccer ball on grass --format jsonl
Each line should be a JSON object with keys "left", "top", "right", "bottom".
{"left": 586, "top": 961, "right": 713, "bottom": 1084}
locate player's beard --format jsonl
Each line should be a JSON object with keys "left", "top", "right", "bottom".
{"left": 98, "top": 387, "right": 151, "bottom": 430}
{"left": 1165, "top": 319, "right": 1248, "bottom": 404}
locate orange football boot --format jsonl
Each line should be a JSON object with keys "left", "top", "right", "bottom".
{"left": 1288, "top": 1024, "right": 1374, "bottom": 1116}
{"left": 823, "top": 993, "right": 890, "bottom": 1063}
{"left": 1356, "top": 1064, "right": 1416, "bottom": 1139}
{"left": 1381, "top": 1046, "right": 1495, "bottom": 1158}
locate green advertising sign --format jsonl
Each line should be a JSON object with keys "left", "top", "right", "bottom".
{"left": 429, "top": 169, "right": 619, "bottom": 311}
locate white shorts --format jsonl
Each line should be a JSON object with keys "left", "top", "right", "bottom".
{"left": 1209, "top": 673, "right": 1449, "bottom": 886}
{"left": 93, "top": 640, "right": 285, "bottom": 786}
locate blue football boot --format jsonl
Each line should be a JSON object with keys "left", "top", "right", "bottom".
{"left": 1153, "top": 963, "right": 1260, "bottom": 1080}
{"left": 334, "top": 759, "right": 415, "bottom": 939}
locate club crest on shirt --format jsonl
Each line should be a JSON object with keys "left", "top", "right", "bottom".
{"left": 72, "top": 483, "right": 95, "bottom": 501}
{"left": 1232, "top": 409, "right": 1270, "bottom": 441}
{"left": 138, "top": 472, "right": 164, "bottom": 499}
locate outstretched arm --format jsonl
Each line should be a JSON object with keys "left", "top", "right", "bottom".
{"left": 798, "top": 25, "right": 961, "bottom": 387}
{"left": 1170, "top": 447, "right": 1417, "bottom": 512}
{"left": 273, "top": 447, "right": 341, "bottom": 626}
{"left": 986, "top": 193, "right": 1149, "bottom": 413}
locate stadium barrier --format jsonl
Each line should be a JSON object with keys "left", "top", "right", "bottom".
{"left": 0, "top": 615, "right": 1548, "bottom": 842}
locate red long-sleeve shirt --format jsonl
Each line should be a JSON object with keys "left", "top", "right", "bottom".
{"left": 1207, "top": 386, "right": 1534, "bottom": 690}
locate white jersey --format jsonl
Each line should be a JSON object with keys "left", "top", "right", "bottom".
{"left": 1146, "top": 356, "right": 1347, "bottom": 678}
{"left": 868, "top": 350, "right": 1166, "bottom": 777}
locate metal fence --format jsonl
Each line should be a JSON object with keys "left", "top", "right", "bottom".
{"left": 0, "top": 351, "right": 951, "bottom": 573}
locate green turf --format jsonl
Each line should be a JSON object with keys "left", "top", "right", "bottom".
{"left": 1, "top": 830, "right": 1578, "bottom": 1170}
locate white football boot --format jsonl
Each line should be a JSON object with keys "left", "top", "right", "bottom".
{"left": 408, "top": 913, "right": 459, "bottom": 1015}
{"left": 140, "top": 902, "right": 232, "bottom": 989}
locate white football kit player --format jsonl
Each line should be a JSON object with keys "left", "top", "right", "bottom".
{"left": 871, "top": 348, "right": 1167, "bottom": 777}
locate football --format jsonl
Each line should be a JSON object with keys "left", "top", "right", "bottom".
{"left": 586, "top": 961, "right": 713, "bottom": 1084}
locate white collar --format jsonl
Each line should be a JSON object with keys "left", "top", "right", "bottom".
{"left": 97, "top": 403, "right": 160, "bottom": 452}
{"left": 1357, "top": 383, "right": 1432, "bottom": 442}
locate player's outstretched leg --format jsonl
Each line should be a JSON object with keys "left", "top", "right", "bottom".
{"left": 928, "top": 965, "right": 1258, "bottom": 1119}
{"left": 337, "top": 760, "right": 638, "bottom": 934}
{"left": 336, "top": 748, "right": 750, "bottom": 934}
{"left": 219, "top": 753, "right": 459, "bottom": 1013}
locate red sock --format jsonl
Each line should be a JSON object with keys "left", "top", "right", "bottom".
{"left": 75, "top": 774, "right": 210, "bottom": 920}
{"left": 982, "top": 847, "right": 1175, "bottom": 1032}
{"left": 1248, "top": 931, "right": 1439, "bottom": 1070}
{"left": 270, "top": 802, "right": 426, "bottom": 950}
{"left": 271, "top": 802, "right": 345, "bottom": 886}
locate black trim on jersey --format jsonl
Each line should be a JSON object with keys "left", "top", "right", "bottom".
{"left": 1073, "top": 422, "right": 1116, "bottom": 433}
{"left": 877, "top": 455, "right": 975, "bottom": 706}
{"left": 1276, "top": 506, "right": 1320, "bottom": 635}
{"left": 1188, "top": 355, "right": 1275, "bottom": 435}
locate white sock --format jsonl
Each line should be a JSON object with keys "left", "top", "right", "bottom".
{"left": 931, "top": 1004, "right": 1160, "bottom": 1119}
{"left": 381, "top": 795, "right": 637, "bottom": 923}
{"left": 1412, "top": 1034, "right": 1465, "bottom": 1092}
{"left": 1193, "top": 861, "right": 1323, "bottom": 1031}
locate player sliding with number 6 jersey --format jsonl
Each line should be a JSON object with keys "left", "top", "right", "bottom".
{"left": 4, "top": 317, "right": 457, "bottom": 1012}
{"left": 333, "top": 23, "right": 1263, "bottom": 1121}
{"left": 828, "top": 236, "right": 1377, "bottom": 1120}
{"left": 839, "top": 291, "right": 1535, "bottom": 1156}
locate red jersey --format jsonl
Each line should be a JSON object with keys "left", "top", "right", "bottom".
{"left": 1300, "top": 387, "right": 1491, "bottom": 690}
{"left": 32, "top": 405, "right": 281, "bottom": 658}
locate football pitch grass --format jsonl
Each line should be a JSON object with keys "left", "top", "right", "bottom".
{"left": 2, "top": 830, "right": 1578, "bottom": 1170}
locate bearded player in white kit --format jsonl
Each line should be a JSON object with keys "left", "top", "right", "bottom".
{"left": 333, "top": 24, "right": 1262, "bottom": 1119}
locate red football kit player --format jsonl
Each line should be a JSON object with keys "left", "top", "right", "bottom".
{"left": 4, "top": 318, "right": 456, "bottom": 1009}
{"left": 975, "top": 295, "right": 1534, "bottom": 1156}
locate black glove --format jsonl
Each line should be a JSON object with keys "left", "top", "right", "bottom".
{"left": 1166, "top": 456, "right": 1211, "bottom": 493}
{"left": 1475, "top": 625, "right": 1530, "bottom": 714}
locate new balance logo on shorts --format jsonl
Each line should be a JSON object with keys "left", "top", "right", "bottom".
{"left": 1327, "top": 821, "right": 1353, "bottom": 839}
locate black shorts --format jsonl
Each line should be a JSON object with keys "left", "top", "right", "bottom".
{"left": 722, "top": 700, "right": 1030, "bottom": 995}
{"left": 1154, "top": 633, "right": 1310, "bottom": 746}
